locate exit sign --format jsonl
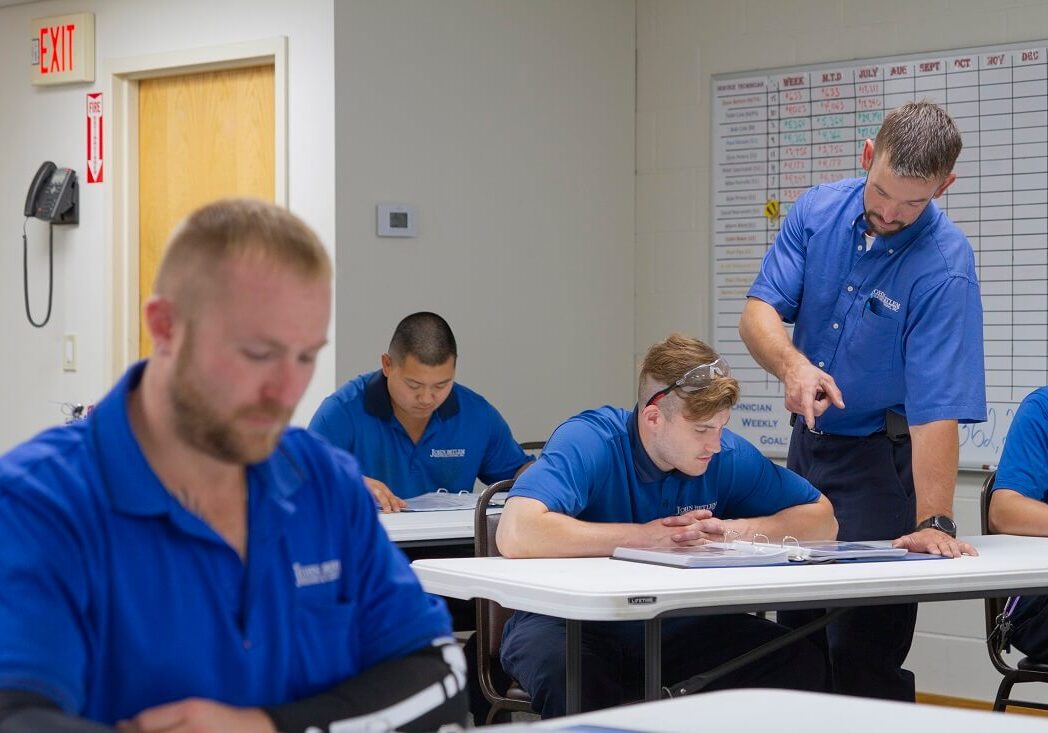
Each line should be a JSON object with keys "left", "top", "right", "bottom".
{"left": 30, "top": 12, "right": 95, "bottom": 86}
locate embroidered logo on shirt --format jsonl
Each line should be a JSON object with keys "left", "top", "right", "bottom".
{"left": 293, "top": 559, "right": 342, "bottom": 588}
{"left": 871, "top": 288, "right": 901, "bottom": 312}
{"left": 430, "top": 448, "right": 466, "bottom": 458}
{"left": 678, "top": 501, "right": 717, "bottom": 515}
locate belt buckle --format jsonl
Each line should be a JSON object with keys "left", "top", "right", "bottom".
{"left": 807, "top": 424, "right": 825, "bottom": 436}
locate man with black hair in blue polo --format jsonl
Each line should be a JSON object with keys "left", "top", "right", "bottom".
{"left": 496, "top": 333, "right": 836, "bottom": 718}
{"left": 0, "top": 200, "right": 465, "bottom": 733}
{"left": 310, "top": 312, "right": 531, "bottom": 513}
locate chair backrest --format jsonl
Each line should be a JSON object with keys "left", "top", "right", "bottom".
{"left": 474, "top": 479, "right": 516, "bottom": 660}
{"left": 981, "top": 470, "right": 1013, "bottom": 675}
{"left": 473, "top": 479, "right": 532, "bottom": 719}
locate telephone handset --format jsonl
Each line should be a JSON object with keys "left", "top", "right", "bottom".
{"left": 25, "top": 161, "right": 79, "bottom": 224}
{"left": 21, "top": 161, "right": 79, "bottom": 328}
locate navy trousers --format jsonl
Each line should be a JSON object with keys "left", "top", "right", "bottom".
{"left": 501, "top": 610, "right": 828, "bottom": 719}
{"left": 779, "top": 421, "right": 918, "bottom": 701}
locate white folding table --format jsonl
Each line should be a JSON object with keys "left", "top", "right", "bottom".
{"left": 412, "top": 534, "right": 1048, "bottom": 714}
{"left": 532, "top": 688, "right": 1048, "bottom": 732}
{"left": 379, "top": 509, "right": 478, "bottom": 549}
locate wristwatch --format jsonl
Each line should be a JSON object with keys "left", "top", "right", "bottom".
{"left": 916, "top": 514, "right": 957, "bottom": 538}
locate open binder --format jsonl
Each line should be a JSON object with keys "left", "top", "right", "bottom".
{"left": 612, "top": 537, "right": 910, "bottom": 568}
{"left": 400, "top": 488, "right": 507, "bottom": 512}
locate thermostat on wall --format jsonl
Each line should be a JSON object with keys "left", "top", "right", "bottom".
{"left": 377, "top": 204, "right": 417, "bottom": 237}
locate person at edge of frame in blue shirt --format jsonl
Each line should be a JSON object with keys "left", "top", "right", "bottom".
{"left": 496, "top": 333, "right": 838, "bottom": 719}
{"left": 309, "top": 311, "right": 533, "bottom": 513}
{"left": 0, "top": 199, "right": 466, "bottom": 733}
{"left": 988, "top": 387, "right": 1048, "bottom": 660}
{"left": 739, "top": 100, "right": 985, "bottom": 702}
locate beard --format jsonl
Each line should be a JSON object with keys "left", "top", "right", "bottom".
{"left": 169, "top": 327, "right": 291, "bottom": 465}
{"left": 864, "top": 210, "right": 906, "bottom": 236}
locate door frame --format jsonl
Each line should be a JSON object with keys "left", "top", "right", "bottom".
{"left": 106, "top": 37, "right": 288, "bottom": 380}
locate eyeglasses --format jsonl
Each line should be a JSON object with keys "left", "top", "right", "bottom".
{"left": 645, "top": 357, "right": 731, "bottom": 407}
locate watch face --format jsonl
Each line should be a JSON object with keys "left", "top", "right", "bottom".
{"left": 937, "top": 516, "right": 957, "bottom": 534}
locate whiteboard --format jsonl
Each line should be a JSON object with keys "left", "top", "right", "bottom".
{"left": 711, "top": 41, "right": 1048, "bottom": 470}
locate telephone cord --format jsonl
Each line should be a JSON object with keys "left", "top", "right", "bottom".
{"left": 23, "top": 217, "right": 54, "bottom": 328}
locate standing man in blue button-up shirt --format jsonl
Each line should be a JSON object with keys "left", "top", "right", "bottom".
{"left": 309, "top": 312, "right": 532, "bottom": 512}
{"left": 739, "top": 101, "right": 986, "bottom": 701}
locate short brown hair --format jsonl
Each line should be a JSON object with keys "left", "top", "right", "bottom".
{"left": 154, "top": 198, "right": 331, "bottom": 315}
{"left": 873, "top": 101, "right": 962, "bottom": 180}
{"left": 639, "top": 333, "right": 740, "bottom": 420}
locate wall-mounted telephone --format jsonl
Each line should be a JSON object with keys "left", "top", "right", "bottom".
{"left": 21, "top": 161, "right": 79, "bottom": 328}
{"left": 25, "top": 161, "right": 78, "bottom": 224}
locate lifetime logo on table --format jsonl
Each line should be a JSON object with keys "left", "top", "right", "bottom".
{"left": 628, "top": 596, "right": 658, "bottom": 605}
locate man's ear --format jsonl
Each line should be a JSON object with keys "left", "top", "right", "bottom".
{"left": 932, "top": 172, "right": 957, "bottom": 199}
{"left": 860, "top": 139, "right": 875, "bottom": 172}
{"left": 639, "top": 403, "right": 663, "bottom": 429}
{"left": 380, "top": 352, "right": 393, "bottom": 377}
{"left": 142, "top": 296, "right": 177, "bottom": 355}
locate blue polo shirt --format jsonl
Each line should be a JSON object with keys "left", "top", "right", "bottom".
{"left": 0, "top": 362, "right": 451, "bottom": 725}
{"left": 994, "top": 387, "right": 1048, "bottom": 502}
{"left": 509, "top": 406, "right": 821, "bottom": 523}
{"left": 748, "top": 177, "right": 986, "bottom": 436}
{"left": 309, "top": 371, "right": 531, "bottom": 498}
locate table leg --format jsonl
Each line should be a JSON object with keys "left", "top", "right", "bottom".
{"left": 665, "top": 607, "right": 850, "bottom": 697}
{"left": 644, "top": 617, "right": 662, "bottom": 701}
{"left": 566, "top": 619, "right": 581, "bottom": 714}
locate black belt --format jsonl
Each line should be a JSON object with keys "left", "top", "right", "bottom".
{"left": 789, "top": 409, "right": 909, "bottom": 442}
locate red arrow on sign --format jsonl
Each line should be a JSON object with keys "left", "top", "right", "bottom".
{"left": 86, "top": 92, "right": 103, "bottom": 183}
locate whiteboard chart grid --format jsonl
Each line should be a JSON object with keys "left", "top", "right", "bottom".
{"left": 712, "top": 43, "right": 1048, "bottom": 468}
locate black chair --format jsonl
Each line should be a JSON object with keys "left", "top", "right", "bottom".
{"left": 980, "top": 470, "right": 1048, "bottom": 712}
{"left": 472, "top": 479, "right": 534, "bottom": 724}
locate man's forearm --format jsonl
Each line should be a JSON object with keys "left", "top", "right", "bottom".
{"left": 909, "top": 419, "right": 960, "bottom": 524}
{"left": 989, "top": 489, "right": 1048, "bottom": 535}
{"left": 729, "top": 496, "right": 838, "bottom": 542}
{"left": 498, "top": 507, "right": 652, "bottom": 558}
{"left": 739, "top": 298, "right": 806, "bottom": 381}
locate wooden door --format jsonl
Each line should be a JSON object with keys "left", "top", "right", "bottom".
{"left": 137, "top": 65, "right": 274, "bottom": 356}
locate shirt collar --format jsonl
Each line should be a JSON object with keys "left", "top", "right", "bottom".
{"left": 627, "top": 406, "right": 671, "bottom": 484}
{"left": 362, "top": 370, "right": 460, "bottom": 420}
{"left": 852, "top": 178, "right": 939, "bottom": 251}
{"left": 90, "top": 361, "right": 299, "bottom": 519}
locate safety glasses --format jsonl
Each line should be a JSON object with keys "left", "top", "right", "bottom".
{"left": 645, "top": 357, "right": 731, "bottom": 407}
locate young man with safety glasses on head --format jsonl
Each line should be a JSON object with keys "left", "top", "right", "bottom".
{"left": 495, "top": 333, "right": 837, "bottom": 718}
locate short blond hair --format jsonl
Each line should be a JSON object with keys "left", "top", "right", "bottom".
{"left": 639, "top": 333, "right": 739, "bottom": 420}
{"left": 154, "top": 198, "right": 331, "bottom": 315}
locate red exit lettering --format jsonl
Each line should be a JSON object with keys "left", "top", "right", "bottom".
{"left": 858, "top": 67, "right": 879, "bottom": 79}
{"left": 919, "top": 61, "right": 941, "bottom": 73}
{"left": 821, "top": 72, "right": 842, "bottom": 83}
{"left": 1023, "top": 50, "right": 1040, "bottom": 62}
{"left": 782, "top": 76, "right": 805, "bottom": 87}
{"left": 39, "top": 23, "right": 76, "bottom": 75}
{"left": 985, "top": 54, "right": 1005, "bottom": 66}
{"left": 953, "top": 58, "right": 971, "bottom": 69}
{"left": 890, "top": 65, "right": 908, "bottom": 76}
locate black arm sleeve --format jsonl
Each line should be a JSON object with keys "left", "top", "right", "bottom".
{"left": 0, "top": 690, "right": 114, "bottom": 733}
{"left": 264, "top": 637, "right": 467, "bottom": 733}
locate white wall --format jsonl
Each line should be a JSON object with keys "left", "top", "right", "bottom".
{"left": 636, "top": 0, "right": 1048, "bottom": 703}
{"left": 0, "top": 0, "right": 335, "bottom": 451}
{"left": 333, "top": 0, "right": 637, "bottom": 443}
